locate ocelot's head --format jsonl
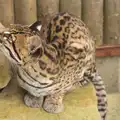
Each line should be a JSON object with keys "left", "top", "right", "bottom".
{"left": 0, "top": 21, "right": 43, "bottom": 64}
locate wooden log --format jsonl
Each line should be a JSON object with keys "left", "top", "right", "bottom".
{"left": 37, "top": 0, "right": 59, "bottom": 40}
{"left": 14, "top": 0, "right": 37, "bottom": 25}
{"left": 60, "top": 0, "right": 82, "bottom": 18}
{"left": 104, "top": 0, "right": 120, "bottom": 44}
{"left": 37, "top": 0, "right": 59, "bottom": 21}
{"left": 0, "top": 0, "right": 14, "bottom": 26}
{"left": 0, "top": 24, "right": 12, "bottom": 89}
{"left": 82, "top": 0, "right": 103, "bottom": 45}
{"left": 0, "top": 50, "right": 12, "bottom": 89}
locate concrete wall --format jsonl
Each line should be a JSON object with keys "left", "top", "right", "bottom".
{"left": 96, "top": 57, "right": 120, "bottom": 93}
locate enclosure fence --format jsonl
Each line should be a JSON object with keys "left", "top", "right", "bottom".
{"left": 0, "top": 0, "right": 120, "bottom": 45}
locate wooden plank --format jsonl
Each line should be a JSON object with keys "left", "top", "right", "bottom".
{"left": 0, "top": 0, "right": 14, "bottom": 26}
{"left": 82, "top": 0, "right": 103, "bottom": 45}
{"left": 14, "top": 0, "right": 37, "bottom": 25}
{"left": 60, "top": 0, "right": 82, "bottom": 18}
{"left": 104, "top": 0, "right": 120, "bottom": 44}
{"left": 96, "top": 45, "right": 120, "bottom": 57}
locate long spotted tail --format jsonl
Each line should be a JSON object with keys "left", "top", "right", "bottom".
{"left": 91, "top": 72, "right": 107, "bottom": 120}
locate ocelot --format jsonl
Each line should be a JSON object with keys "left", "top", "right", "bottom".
{"left": 0, "top": 12, "right": 107, "bottom": 120}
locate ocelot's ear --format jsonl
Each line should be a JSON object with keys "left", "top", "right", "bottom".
{"left": 29, "top": 21, "right": 42, "bottom": 32}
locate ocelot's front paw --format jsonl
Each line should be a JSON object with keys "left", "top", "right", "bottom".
{"left": 24, "top": 93, "right": 44, "bottom": 108}
{"left": 43, "top": 94, "right": 64, "bottom": 113}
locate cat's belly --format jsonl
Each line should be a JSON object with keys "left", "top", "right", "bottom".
{"left": 17, "top": 66, "right": 73, "bottom": 97}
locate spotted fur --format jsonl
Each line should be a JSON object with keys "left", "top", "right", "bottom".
{"left": 0, "top": 12, "right": 107, "bottom": 119}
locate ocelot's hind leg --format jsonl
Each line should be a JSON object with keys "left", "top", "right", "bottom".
{"left": 24, "top": 92, "right": 44, "bottom": 108}
{"left": 43, "top": 93, "right": 64, "bottom": 113}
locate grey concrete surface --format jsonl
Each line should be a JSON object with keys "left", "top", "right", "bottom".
{"left": 107, "top": 93, "right": 120, "bottom": 120}
{"left": 96, "top": 56, "right": 120, "bottom": 93}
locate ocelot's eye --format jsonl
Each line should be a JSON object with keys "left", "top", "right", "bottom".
{"left": 3, "top": 32, "right": 11, "bottom": 39}
{"left": 3, "top": 31, "right": 13, "bottom": 43}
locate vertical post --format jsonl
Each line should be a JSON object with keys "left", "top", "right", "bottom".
{"left": 37, "top": 0, "right": 59, "bottom": 21}
{"left": 14, "top": 0, "right": 37, "bottom": 25}
{"left": 60, "top": 0, "right": 81, "bottom": 18}
{"left": 37, "top": 0, "right": 59, "bottom": 40}
{"left": 82, "top": 0, "right": 103, "bottom": 45}
{"left": 0, "top": 0, "right": 14, "bottom": 26}
{"left": 104, "top": 0, "right": 120, "bottom": 44}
